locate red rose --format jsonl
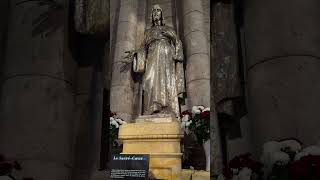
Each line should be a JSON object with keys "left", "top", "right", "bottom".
{"left": 0, "top": 162, "right": 13, "bottom": 176}
{"left": 229, "top": 156, "right": 241, "bottom": 169}
{"left": 200, "top": 111, "right": 210, "bottom": 119}
{"left": 248, "top": 161, "right": 263, "bottom": 175}
{"left": 181, "top": 110, "right": 191, "bottom": 117}
{"left": 222, "top": 166, "right": 233, "bottom": 179}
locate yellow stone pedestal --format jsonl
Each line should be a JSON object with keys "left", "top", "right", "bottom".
{"left": 118, "top": 115, "right": 183, "bottom": 180}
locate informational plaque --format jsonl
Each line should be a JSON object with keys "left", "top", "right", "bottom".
{"left": 109, "top": 154, "right": 149, "bottom": 179}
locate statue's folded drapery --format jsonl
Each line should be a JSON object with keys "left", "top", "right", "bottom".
{"left": 133, "top": 25, "right": 185, "bottom": 117}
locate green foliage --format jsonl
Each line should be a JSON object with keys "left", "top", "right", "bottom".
{"left": 188, "top": 112, "right": 210, "bottom": 144}
{"left": 110, "top": 124, "right": 119, "bottom": 148}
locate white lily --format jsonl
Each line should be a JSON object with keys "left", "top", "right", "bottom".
{"left": 182, "top": 114, "right": 190, "bottom": 122}
{"left": 217, "top": 174, "right": 225, "bottom": 180}
{"left": 192, "top": 106, "right": 201, "bottom": 114}
{"left": 115, "top": 118, "right": 125, "bottom": 124}
{"left": 186, "top": 120, "right": 192, "bottom": 127}
{"left": 231, "top": 175, "right": 239, "bottom": 180}
{"left": 270, "top": 151, "right": 290, "bottom": 166}
{"left": 197, "top": 105, "right": 205, "bottom": 110}
{"left": 111, "top": 120, "right": 119, "bottom": 128}
{"left": 238, "top": 167, "right": 252, "bottom": 180}
{"left": 280, "top": 139, "right": 302, "bottom": 152}
{"left": 295, "top": 145, "right": 320, "bottom": 160}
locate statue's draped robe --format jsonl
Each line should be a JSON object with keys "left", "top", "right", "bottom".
{"left": 133, "top": 25, "right": 185, "bottom": 117}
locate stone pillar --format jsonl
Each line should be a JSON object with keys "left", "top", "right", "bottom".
{"left": 182, "top": 0, "right": 210, "bottom": 108}
{"left": 72, "top": 67, "right": 93, "bottom": 180}
{"left": 244, "top": 0, "right": 320, "bottom": 153}
{"left": 183, "top": 0, "right": 224, "bottom": 176}
{"left": 72, "top": 39, "right": 107, "bottom": 180}
{"left": 210, "top": 2, "right": 229, "bottom": 176}
{"left": 211, "top": 1, "right": 251, "bottom": 164}
{"left": 0, "top": 0, "right": 76, "bottom": 179}
{"left": 88, "top": 63, "right": 104, "bottom": 177}
{"left": 110, "top": 0, "right": 137, "bottom": 122}
{"left": 0, "top": 0, "right": 9, "bottom": 65}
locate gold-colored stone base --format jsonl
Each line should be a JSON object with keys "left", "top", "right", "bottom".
{"left": 118, "top": 119, "right": 183, "bottom": 180}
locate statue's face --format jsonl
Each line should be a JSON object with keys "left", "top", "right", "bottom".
{"left": 152, "top": 7, "right": 162, "bottom": 21}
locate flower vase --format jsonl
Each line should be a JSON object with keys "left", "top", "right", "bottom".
{"left": 203, "top": 139, "right": 210, "bottom": 171}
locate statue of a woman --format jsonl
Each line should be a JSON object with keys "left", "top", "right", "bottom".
{"left": 124, "top": 4, "right": 185, "bottom": 118}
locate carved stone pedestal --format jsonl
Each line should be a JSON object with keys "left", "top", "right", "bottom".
{"left": 118, "top": 115, "right": 183, "bottom": 180}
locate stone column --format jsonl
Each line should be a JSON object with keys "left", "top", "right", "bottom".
{"left": 244, "top": 0, "right": 320, "bottom": 153}
{"left": 0, "top": 0, "right": 9, "bottom": 65}
{"left": 182, "top": 0, "right": 210, "bottom": 108}
{"left": 72, "top": 67, "right": 93, "bottom": 180}
{"left": 110, "top": 0, "right": 137, "bottom": 122}
{"left": 211, "top": 1, "right": 252, "bottom": 165}
{"left": 72, "top": 38, "right": 107, "bottom": 180}
{"left": 182, "top": 0, "right": 210, "bottom": 133}
{"left": 88, "top": 63, "right": 104, "bottom": 177}
{"left": 0, "top": 0, "right": 76, "bottom": 179}
{"left": 210, "top": 2, "right": 230, "bottom": 176}
{"left": 183, "top": 0, "right": 224, "bottom": 176}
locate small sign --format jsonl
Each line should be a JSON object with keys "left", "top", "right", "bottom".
{"left": 109, "top": 154, "right": 149, "bottom": 179}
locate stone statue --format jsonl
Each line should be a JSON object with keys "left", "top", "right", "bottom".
{"left": 123, "top": 4, "right": 185, "bottom": 118}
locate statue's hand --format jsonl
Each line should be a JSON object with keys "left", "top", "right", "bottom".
{"left": 161, "top": 31, "right": 172, "bottom": 39}
{"left": 120, "top": 50, "right": 136, "bottom": 72}
{"left": 124, "top": 50, "right": 136, "bottom": 61}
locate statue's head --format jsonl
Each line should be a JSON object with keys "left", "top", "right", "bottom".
{"left": 151, "top": 4, "right": 164, "bottom": 26}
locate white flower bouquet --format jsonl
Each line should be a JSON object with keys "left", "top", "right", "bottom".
{"left": 180, "top": 105, "right": 210, "bottom": 144}
{"left": 109, "top": 112, "right": 126, "bottom": 147}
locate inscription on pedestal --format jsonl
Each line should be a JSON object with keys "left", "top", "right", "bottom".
{"left": 109, "top": 154, "right": 149, "bottom": 179}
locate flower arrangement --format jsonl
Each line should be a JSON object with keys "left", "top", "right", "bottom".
{"left": 290, "top": 154, "right": 320, "bottom": 180}
{"left": 217, "top": 153, "right": 264, "bottom": 180}
{"left": 216, "top": 138, "right": 320, "bottom": 180}
{"left": 260, "top": 138, "right": 302, "bottom": 179}
{"left": 0, "top": 154, "right": 33, "bottom": 180}
{"left": 109, "top": 112, "right": 126, "bottom": 148}
{"left": 261, "top": 138, "right": 320, "bottom": 180}
{"left": 180, "top": 105, "right": 210, "bottom": 144}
